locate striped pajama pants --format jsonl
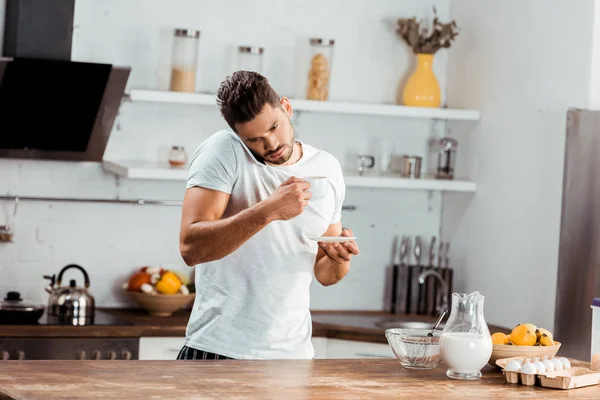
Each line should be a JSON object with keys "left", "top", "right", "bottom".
{"left": 176, "top": 345, "right": 233, "bottom": 360}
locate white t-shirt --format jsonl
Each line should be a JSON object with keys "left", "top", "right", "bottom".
{"left": 184, "top": 128, "right": 345, "bottom": 359}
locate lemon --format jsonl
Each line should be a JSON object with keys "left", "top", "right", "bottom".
{"left": 511, "top": 324, "right": 537, "bottom": 346}
{"left": 491, "top": 332, "right": 509, "bottom": 345}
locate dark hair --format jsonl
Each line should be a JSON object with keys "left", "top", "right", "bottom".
{"left": 216, "top": 71, "right": 281, "bottom": 131}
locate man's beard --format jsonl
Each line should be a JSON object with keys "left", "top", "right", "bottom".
{"left": 254, "top": 122, "right": 296, "bottom": 165}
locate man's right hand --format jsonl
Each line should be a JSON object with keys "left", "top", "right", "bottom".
{"left": 265, "top": 176, "right": 312, "bottom": 221}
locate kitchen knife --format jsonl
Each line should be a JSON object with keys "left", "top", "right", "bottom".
{"left": 390, "top": 238, "right": 401, "bottom": 314}
{"left": 444, "top": 242, "right": 453, "bottom": 300}
{"left": 410, "top": 236, "right": 422, "bottom": 314}
{"left": 426, "top": 236, "right": 437, "bottom": 315}
{"left": 395, "top": 236, "right": 409, "bottom": 314}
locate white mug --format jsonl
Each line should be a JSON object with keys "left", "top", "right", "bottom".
{"left": 303, "top": 176, "right": 328, "bottom": 200}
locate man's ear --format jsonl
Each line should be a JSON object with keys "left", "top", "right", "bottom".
{"left": 280, "top": 97, "right": 293, "bottom": 118}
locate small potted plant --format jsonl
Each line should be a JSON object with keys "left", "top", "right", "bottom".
{"left": 396, "top": 7, "right": 459, "bottom": 108}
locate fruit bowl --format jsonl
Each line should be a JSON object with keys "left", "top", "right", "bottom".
{"left": 489, "top": 324, "right": 560, "bottom": 367}
{"left": 122, "top": 266, "right": 195, "bottom": 316}
{"left": 488, "top": 342, "right": 562, "bottom": 367}
{"left": 126, "top": 290, "right": 195, "bottom": 317}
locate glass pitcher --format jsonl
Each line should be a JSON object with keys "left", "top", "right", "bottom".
{"left": 439, "top": 291, "right": 493, "bottom": 380}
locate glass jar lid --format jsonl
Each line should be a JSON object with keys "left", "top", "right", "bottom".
{"left": 310, "top": 38, "right": 335, "bottom": 46}
{"left": 238, "top": 46, "right": 264, "bottom": 54}
{"left": 174, "top": 28, "right": 200, "bottom": 38}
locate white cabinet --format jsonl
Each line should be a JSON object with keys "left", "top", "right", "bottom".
{"left": 138, "top": 337, "right": 186, "bottom": 360}
{"left": 324, "top": 338, "right": 395, "bottom": 359}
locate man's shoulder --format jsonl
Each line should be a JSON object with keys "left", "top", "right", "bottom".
{"left": 205, "top": 128, "right": 239, "bottom": 147}
{"left": 188, "top": 128, "right": 244, "bottom": 167}
{"left": 303, "top": 142, "right": 342, "bottom": 170}
{"left": 192, "top": 128, "right": 241, "bottom": 155}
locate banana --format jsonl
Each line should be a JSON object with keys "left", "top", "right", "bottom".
{"left": 539, "top": 333, "right": 554, "bottom": 346}
{"left": 536, "top": 328, "right": 553, "bottom": 343}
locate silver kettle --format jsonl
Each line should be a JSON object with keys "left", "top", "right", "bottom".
{"left": 44, "top": 264, "right": 95, "bottom": 326}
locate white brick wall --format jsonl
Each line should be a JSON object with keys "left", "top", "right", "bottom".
{"left": 0, "top": 0, "right": 455, "bottom": 309}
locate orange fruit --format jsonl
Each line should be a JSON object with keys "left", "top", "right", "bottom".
{"left": 492, "top": 332, "right": 509, "bottom": 345}
{"left": 511, "top": 324, "right": 537, "bottom": 346}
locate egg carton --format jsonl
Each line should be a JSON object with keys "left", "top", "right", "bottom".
{"left": 496, "top": 356, "right": 600, "bottom": 390}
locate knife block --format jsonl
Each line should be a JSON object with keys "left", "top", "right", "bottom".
{"left": 392, "top": 264, "right": 453, "bottom": 315}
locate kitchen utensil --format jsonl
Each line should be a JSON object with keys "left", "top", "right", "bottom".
{"left": 356, "top": 155, "right": 375, "bottom": 175}
{"left": 395, "top": 236, "right": 409, "bottom": 314}
{"left": 308, "top": 236, "right": 357, "bottom": 243}
{"left": 437, "top": 240, "right": 444, "bottom": 268}
{"left": 385, "top": 328, "right": 442, "bottom": 370}
{"left": 400, "top": 155, "right": 422, "bottom": 179}
{"left": 126, "top": 291, "right": 196, "bottom": 317}
{"left": 399, "top": 236, "right": 412, "bottom": 314}
{"left": 44, "top": 264, "right": 95, "bottom": 326}
{"left": 390, "top": 262, "right": 398, "bottom": 314}
{"left": 441, "top": 243, "right": 453, "bottom": 309}
{"left": 0, "top": 291, "right": 45, "bottom": 325}
{"left": 409, "top": 236, "right": 422, "bottom": 314}
{"left": 389, "top": 236, "right": 402, "bottom": 314}
{"left": 428, "top": 308, "right": 447, "bottom": 337}
{"left": 424, "top": 237, "right": 437, "bottom": 315}
{"left": 440, "top": 291, "right": 493, "bottom": 380}
{"left": 434, "top": 136, "right": 458, "bottom": 180}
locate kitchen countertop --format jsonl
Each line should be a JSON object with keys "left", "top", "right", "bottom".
{"left": 0, "top": 309, "right": 510, "bottom": 343}
{"left": 0, "top": 359, "right": 595, "bottom": 399}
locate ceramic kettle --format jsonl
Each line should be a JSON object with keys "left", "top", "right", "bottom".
{"left": 44, "top": 264, "right": 95, "bottom": 326}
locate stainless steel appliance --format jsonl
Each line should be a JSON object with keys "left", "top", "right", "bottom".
{"left": 0, "top": 310, "right": 138, "bottom": 360}
{"left": 0, "top": 337, "right": 139, "bottom": 361}
{"left": 44, "top": 264, "right": 95, "bottom": 326}
{"left": 554, "top": 109, "right": 600, "bottom": 361}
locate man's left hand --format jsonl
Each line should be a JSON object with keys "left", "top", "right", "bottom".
{"left": 318, "top": 228, "right": 359, "bottom": 264}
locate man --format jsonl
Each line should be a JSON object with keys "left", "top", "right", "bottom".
{"left": 177, "top": 71, "right": 359, "bottom": 360}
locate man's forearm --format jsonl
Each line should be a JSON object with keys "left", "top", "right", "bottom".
{"left": 180, "top": 201, "right": 274, "bottom": 265}
{"left": 314, "top": 256, "right": 350, "bottom": 286}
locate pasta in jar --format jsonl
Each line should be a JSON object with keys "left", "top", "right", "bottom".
{"left": 305, "top": 38, "right": 334, "bottom": 101}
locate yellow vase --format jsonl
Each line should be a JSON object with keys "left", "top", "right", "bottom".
{"left": 402, "top": 53, "right": 441, "bottom": 108}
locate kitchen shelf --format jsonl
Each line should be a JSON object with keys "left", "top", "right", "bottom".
{"left": 102, "top": 160, "right": 477, "bottom": 192}
{"left": 126, "top": 89, "right": 481, "bottom": 121}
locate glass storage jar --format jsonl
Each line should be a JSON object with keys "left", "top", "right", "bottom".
{"left": 306, "top": 38, "right": 335, "bottom": 101}
{"left": 168, "top": 146, "right": 188, "bottom": 167}
{"left": 236, "top": 46, "right": 264, "bottom": 74}
{"left": 169, "top": 28, "right": 200, "bottom": 93}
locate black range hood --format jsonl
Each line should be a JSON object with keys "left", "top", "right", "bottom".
{"left": 0, "top": 0, "right": 131, "bottom": 162}
{"left": 0, "top": 57, "right": 130, "bottom": 162}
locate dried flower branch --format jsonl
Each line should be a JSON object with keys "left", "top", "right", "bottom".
{"left": 396, "top": 7, "right": 459, "bottom": 55}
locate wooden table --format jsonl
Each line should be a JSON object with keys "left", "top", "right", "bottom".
{"left": 0, "top": 359, "right": 597, "bottom": 399}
